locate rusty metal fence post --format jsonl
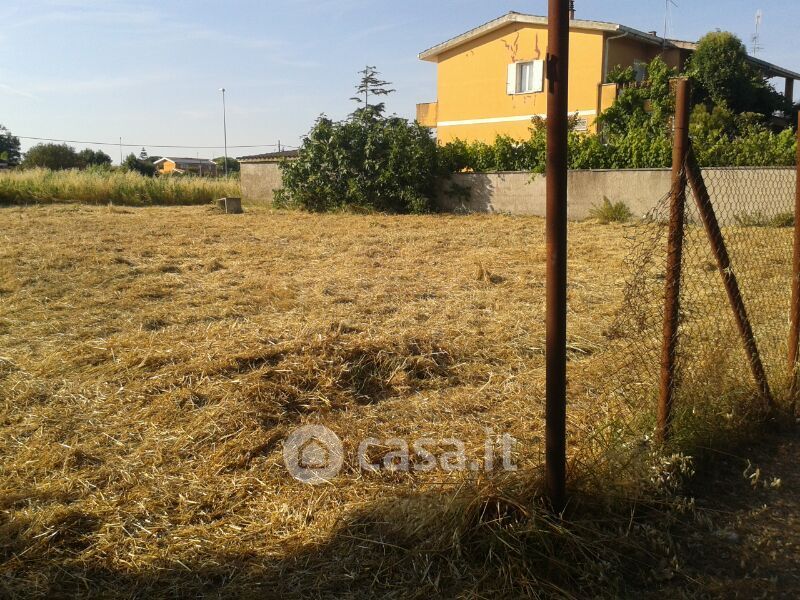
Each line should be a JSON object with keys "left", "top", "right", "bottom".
{"left": 789, "top": 112, "right": 800, "bottom": 410}
{"left": 545, "top": 0, "right": 570, "bottom": 511}
{"left": 657, "top": 78, "right": 690, "bottom": 444}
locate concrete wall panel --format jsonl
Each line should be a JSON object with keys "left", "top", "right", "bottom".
{"left": 240, "top": 162, "right": 284, "bottom": 205}
{"left": 437, "top": 168, "right": 796, "bottom": 224}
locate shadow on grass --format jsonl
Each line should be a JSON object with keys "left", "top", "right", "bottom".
{"left": 1, "top": 478, "right": 675, "bottom": 599}
{"left": 4, "top": 409, "right": 792, "bottom": 598}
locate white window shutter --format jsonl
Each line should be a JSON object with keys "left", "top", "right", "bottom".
{"left": 507, "top": 63, "right": 517, "bottom": 95}
{"left": 532, "top": 60, "right": 544, "bottom": 93}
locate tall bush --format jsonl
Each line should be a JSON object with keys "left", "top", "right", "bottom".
{"left": 277, "top": 113, "right": 437, "bottom": 214}
{"left": 686, "top": 31, "right": 785, "bottom": 117}
{"left": 690, "top": 104, "right": 797, "bottom": 167}
{"left": 22, "top": 143, "right": 82, "bottom": 170}
{"left": 277, "top": 67, "right": 438, "bottom": 214}
{"left": 122, "top": 153, "right": 157, "bottom": 177}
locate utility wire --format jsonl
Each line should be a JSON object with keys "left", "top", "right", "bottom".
{"left": 16, "top": 136, "right": 298, "bottom": 150}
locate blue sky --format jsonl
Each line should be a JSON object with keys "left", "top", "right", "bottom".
{"left": 1, "top": 0, "right": 798, "bottom": 162}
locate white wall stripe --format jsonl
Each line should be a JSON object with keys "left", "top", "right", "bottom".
{"left": 436, "top": 110, "right": 596, "bottom": 127}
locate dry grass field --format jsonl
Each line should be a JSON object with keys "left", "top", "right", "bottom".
{"left": 0, "top": 169, "right": 240, "bottom": 206}
{"left": 0, "top": 204, "right": 794, "bottom": 598}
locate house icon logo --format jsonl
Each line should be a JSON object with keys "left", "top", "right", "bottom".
{"left": 283, "top": 425, "right": 344, "bottom": 485}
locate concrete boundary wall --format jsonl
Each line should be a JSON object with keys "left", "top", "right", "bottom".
{"left": 436, "top": 168, "right": 796, "bottom": 223}
{"left": 242, "top": 163, "right": 796, "bottom": 222}
{"left": 241, "top": 162, "right": 284, "bottom": 206}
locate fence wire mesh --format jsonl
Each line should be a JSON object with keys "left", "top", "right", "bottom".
{"left": 680, "top": 165, "right": 795, "bottom": 401}
{"left": 593, "top": 158, "right": 796, "bottom": 453}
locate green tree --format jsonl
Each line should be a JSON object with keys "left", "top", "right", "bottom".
{"left": 22, "top": 143, "right": 81, "bottom": 170}
{"left": 595, "top": 57, "right": 676, "bottom": 168}
{"left": 687, "top": 31, "right": 784, "bottom": 117}
{"left": 689, "top": 103, "right": 796, "bottom": 166}
{"left": 0, "top": 125, "right": 21, "bottom": 166}
{"left": 277, "top": 67, "right": 436, "bottom": 213}
{"left": 277, "top": 114, "right": 437, "bottom": 213}
{"left": 77, "top": 148, "right": 112, "bottom": 168}
{"left": 214, "top": 156, "right": 240, "bottom": 173}
{"left": 350, "top": 65, "right": 395, "bottom": 119}
{"left": 122, "top": 153, "right": 156, "bottom": 176}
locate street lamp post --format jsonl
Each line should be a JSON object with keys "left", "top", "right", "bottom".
{"left": 219, "top": 87, "right": 228, "bottom": 177}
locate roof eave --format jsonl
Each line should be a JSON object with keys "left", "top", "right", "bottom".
{"left": 418, "top": 12, "right": 677, "bottom": 62}
{"left": 616, "top": 25, "right": 674, "bottom": 48}
{"left": 418, "top": 13, "right": 540, "bottom": 61}
{"left": 748, "top": 55, "right": 800, "bottom": 80}
{"left": 418, "top": 13, "right": 800, "bottom": 80}
{"left": 669, "top": 39, "right": 799, "bottom": 79}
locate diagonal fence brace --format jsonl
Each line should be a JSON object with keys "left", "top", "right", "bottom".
{"left": 684, "top": 146, "right": 774, "bottom": 411}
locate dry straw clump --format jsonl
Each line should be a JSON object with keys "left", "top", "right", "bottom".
{"left": 0, "top": 204, "right": 792, "bottom": 597}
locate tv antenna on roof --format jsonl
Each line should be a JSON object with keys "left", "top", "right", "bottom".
{"left": 663, "top": 0, "right": 678, "bottom": 40}
{"left": 751, "top": 9, "right": 764, "bottom": 56}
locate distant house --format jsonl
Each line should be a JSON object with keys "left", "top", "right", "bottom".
{"left": 238, "top": 150, "right": 299, "bottom": 205}
{"left": 416, "top": 11, "right": 800, "bottom": 143}
{"left": 153, "top": 157, "right": 218, "bottom": 176}
{"left": 0, "top": 162, "right": 8, "bottom": 171}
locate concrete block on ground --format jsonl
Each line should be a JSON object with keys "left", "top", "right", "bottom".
{"left": 217, "top": 197, "right": 243, "bottom": 214}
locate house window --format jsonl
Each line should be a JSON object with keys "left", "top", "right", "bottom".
{"left": 633, "top": 60, "right": 648, "bottom": 83}
{"left": 507, "top": 60, "right": 544, "bottom": 95}
{"left": 517, "top": 62, "right": 534, "bottom": 93}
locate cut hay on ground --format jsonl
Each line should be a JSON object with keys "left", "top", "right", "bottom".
{"left": 0, "top": 204, "right": 793, "bottom": 597}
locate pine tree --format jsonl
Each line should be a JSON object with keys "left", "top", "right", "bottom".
{"left": 350, "top": 66, "right": 395, "bottom": 119}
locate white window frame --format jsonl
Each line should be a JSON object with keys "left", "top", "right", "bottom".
{"left": 517, "top": 61, "right": 534, "bottom": 93}
{"left": 507, "top": 60, "right": 544, "bottom": 95}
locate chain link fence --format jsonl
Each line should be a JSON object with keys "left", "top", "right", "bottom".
{"left": 594, "top": 150, "right": 797, "bottom": 455}
{"left": 680, "top": 166, "right": 795, "bottom": 399}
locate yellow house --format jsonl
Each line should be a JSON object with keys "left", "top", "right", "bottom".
{"left": 417, "top": 11, "right": 799, "bottom": 144}
{"left": 153, "top": 157, "right": 219, "bottom": 177}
